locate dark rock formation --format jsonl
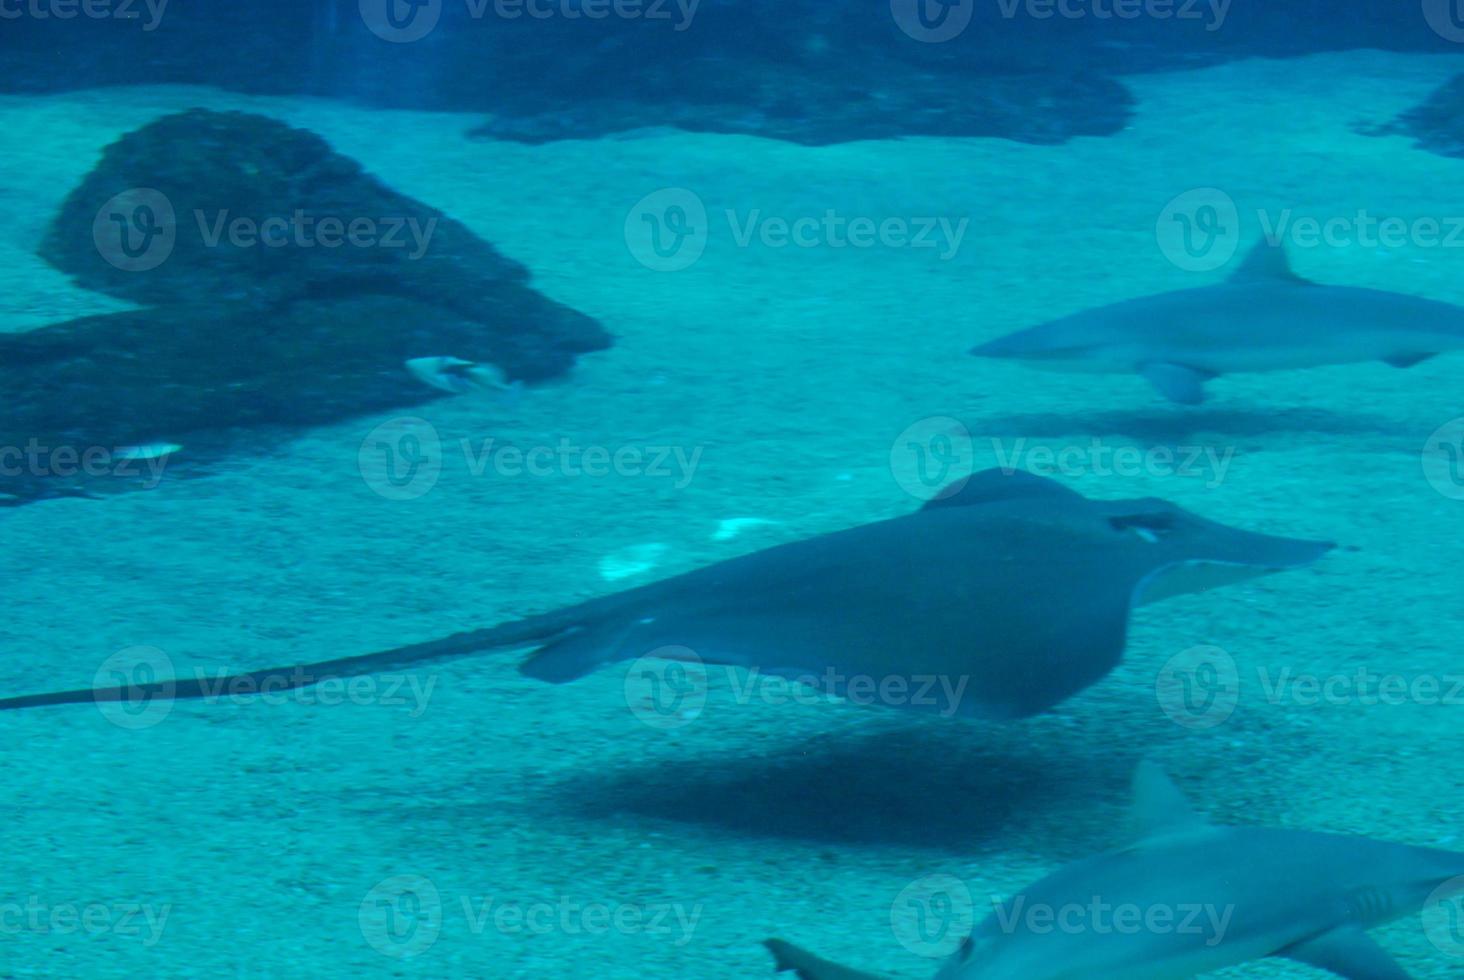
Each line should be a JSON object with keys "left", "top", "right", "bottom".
{"left": 1365, "top": 75, "right": 1464, "bottom": 160}
{"left": 469, "top": 65, "right": 1131, "bottom": 146}
{"left": 0, "top": 2, "right": 1448, "bottom": 148}
{"left": 6, "top": 109, "right": 610, "bottom": 507}
{"left": 0, "top": 295, "right": 556, "bottom": 505}
{"left": 41, "top": 109, "right": 608, "bottom": 379}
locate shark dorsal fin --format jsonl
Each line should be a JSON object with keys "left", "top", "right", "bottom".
{"left": 921, "top": 468, "right": 1085, "bottom": 511}
{"left": 1132, "top": 761, "right": 1210, "bottom": 838}
{"left": 1229, "top": 240, "right": 1309, "bottom": 284}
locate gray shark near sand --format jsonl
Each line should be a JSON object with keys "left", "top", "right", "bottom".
{"left": 765, "top": 761, "right": 1464, "bottom": 980}
{"left": 970, "top": 240, "right": 1464, "bottom": 404}
{"left": 0, "top": 470, "right": 1330, "bottom": 720}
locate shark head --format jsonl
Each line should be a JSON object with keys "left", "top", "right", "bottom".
{"left": 968, "top": 311, "right": 1129, "bottom": 368}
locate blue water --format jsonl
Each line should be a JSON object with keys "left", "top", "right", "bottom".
{"left": 4, "top": 3, "right": 1464, "bottom": 978}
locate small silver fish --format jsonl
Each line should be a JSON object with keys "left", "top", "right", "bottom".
{"left": 404, "top": 356, "right": 520, "bottom": 397}
{"left": 115, "top": 442, "right": 182, "bottom": 462}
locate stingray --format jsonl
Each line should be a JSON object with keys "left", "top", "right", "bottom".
{"left": 765, "top": 761, "right": 1464, "bottom": 978}
{"left": 0, "top": 470, "right": 1332, "bottom": 719}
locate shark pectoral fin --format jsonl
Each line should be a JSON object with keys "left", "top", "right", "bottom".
{"left": 1131, "top": 761, "right": 1210, "bottom": 839}
{"left": 1383, "top": 352, "right": 1436, "bottom": 369}
{"left": 1279, "top": 927, "right": 1411, "bottom": 980}
{"left": 763, "top": 940, "right": 889, "bottom": 980}
{"left": 1138, "top": 362, "right": 1211, "bottom": 405}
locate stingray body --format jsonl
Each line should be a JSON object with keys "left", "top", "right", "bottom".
{"left": 970, "top": 240, "right": 1464, "bottom": 404}
{"left": 0, "top": 470, "right": 1331, "bottom": 719}
{"left": 766, "top": 763, "right": 1464, "bottom": 979}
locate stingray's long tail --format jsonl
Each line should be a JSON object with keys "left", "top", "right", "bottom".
{"left": 0, "top": 610, "right": 581, "bottom": 712}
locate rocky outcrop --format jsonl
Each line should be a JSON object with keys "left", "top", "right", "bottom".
{"left": 1367, "top": 74, "right": 1464, "bottom": 160}
{"left": 468, "top": 65, "right": 1131, "bottom": 146}
{"left": 41, "top": 109, "right": 608, "bottom": 379}
{"left": 6, "top": 109, "right": 610, "bottom": 506}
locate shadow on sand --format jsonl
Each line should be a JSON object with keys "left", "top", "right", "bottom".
{"left": 540, "top": 722, "right": 1117, "bottom": 854}
{"left": 970, "top": 406, "right": 1401, "bottom": 443}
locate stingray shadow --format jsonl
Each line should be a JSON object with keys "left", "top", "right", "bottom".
{"left": 971, "top": 406, "right": 1398, "bottom": 442}
{"left": 539, "top": 724, "right": 1115, "bottom": 853}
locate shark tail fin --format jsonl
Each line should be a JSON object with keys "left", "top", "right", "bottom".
{"left": 763, "top": 939, "right": 889, "bottom": 980}
{"left": 0, "top": 609, "right": 584, "bottom": 712}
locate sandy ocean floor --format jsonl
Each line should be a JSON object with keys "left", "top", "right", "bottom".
{"left": 4, "top": 50, "right": 1464, "bottom": 978}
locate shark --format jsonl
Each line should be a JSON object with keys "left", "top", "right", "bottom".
{"left": 0, "top": 470, "right": 1331, "bottom": 720}
{"left": 969, "top": 240, "right": 1464, "bottom": 404}
{"left": 765, "top": 761, "right": 1464, "bottom": 980}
